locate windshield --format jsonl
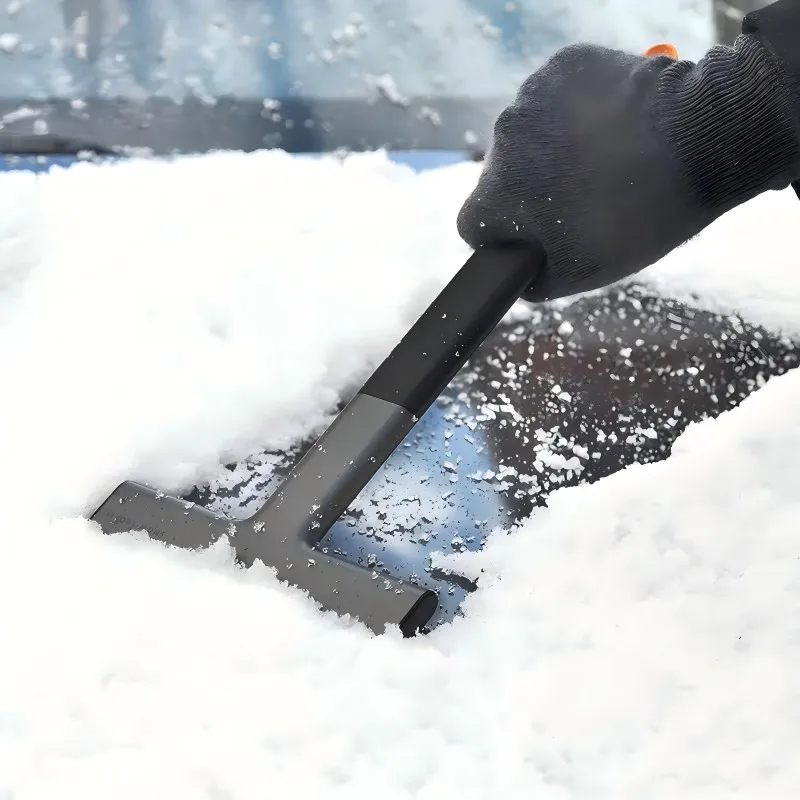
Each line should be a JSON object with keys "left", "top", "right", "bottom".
{"left": 0, "top": 0, "right": 713, "bottom": 154}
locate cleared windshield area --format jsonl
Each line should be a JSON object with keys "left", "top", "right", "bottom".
{"left": 0, "top": 1, "right": 713, "bottom": 152}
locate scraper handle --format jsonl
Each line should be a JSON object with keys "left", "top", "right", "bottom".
{"left": 360, "top": 240, "right": 546, "bottom": 418}
{"left": 97, "top": 242, "right": 547, "bottom": 638}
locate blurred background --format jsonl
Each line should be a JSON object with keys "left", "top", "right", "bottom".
{"left": 0, "top": 0, "right": 772, "bottom": 156}
{"left": 713, "top": 0, "right": 765, "bottom": 44}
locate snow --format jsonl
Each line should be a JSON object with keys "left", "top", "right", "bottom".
{"left": 1, "top": 149, "right": 800, "bottom": 798}
{"left": 0, "top": 151, "right": 477, "bottom": 514}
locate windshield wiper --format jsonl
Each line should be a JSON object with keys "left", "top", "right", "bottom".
{"left": 0, "top": 132, "right": 116, "bottom": 156}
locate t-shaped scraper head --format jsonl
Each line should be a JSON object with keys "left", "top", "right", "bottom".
{"left": 91, "top": 242, "right": 546, "bottom": 636}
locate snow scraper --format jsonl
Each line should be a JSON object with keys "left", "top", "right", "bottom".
{"left": 91, "top": 242, "right": 546, "bottom": 637}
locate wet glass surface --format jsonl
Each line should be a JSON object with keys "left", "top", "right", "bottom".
{"left": 186, "top": 285, "right": 799, "bottom": 630}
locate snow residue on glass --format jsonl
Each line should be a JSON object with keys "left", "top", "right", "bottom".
{"left": 0, "top": 149, "right": 799, "bottom": 797}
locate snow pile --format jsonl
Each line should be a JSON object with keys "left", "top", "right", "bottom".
{"left": 0, "top": 150, "right": 478, "bottom": 515}
{"left": 0, "top": 150, "right": 799, "bottom": 798}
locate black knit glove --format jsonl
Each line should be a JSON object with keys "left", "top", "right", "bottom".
{"left": 457, "top": 0, "right": 800, "bottom": 302}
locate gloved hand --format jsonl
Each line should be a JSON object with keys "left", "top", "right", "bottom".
{"left": 457, "top": 0, "right": 800, "bottom": 302}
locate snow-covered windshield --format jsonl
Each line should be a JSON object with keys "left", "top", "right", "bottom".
{"left": 0, "top": 0, "right": 713, "bottom": 153}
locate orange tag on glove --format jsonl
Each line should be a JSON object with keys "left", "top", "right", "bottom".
{"left": 643, "top": 42, "right": 679, "bottom": 59}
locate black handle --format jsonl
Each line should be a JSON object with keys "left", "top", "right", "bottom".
{"left": 360, "top": 240, "right": 546, "bottom": 417}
